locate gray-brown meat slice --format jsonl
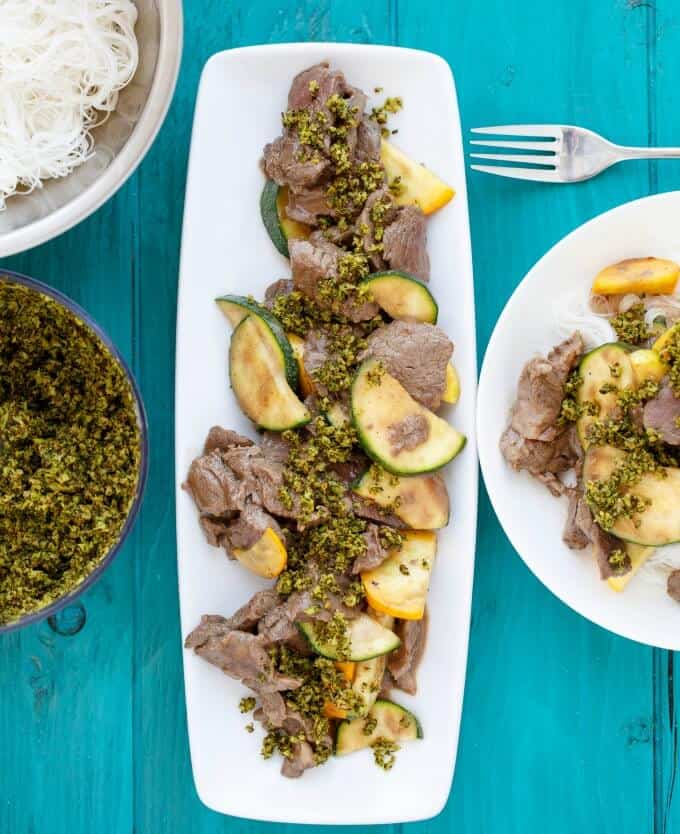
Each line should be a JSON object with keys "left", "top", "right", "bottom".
{"left": 352, "top": 523, "right": 390, "bottom": 574}
{"left": 286, "top": 186, "right": 333, "bottom": 225}
{"left": 184, "top": 451, "right": 247, "bottom": 516}
{"left": 382, "top": 205, "right": 430, "bottom": 282}
{"left": 643, "top": 382, "right": 680, "bottom": 445}
{"left": 281, "top": 741, "right": 316, "bottom": 778}
{"left": 288, "top": 233, "right": 379, "bottom": 322}
{"left": 263, "top": 133, "right": 330, "bottom": 190}
{"left": 223, "top": 502, "right": 282, "bottom": 550}
{"left": 360, "top": 320, "right": 453, "bottom": 410}
{"left": 387, "top": 614, "right": 428, "bottom": 695}
{"left": 511, "top": 333, "right": 584, "bottom": 442}
{"left": 667, "top": 570, "right": 680, "bottom": 602}
{"left": 263, "top": 278, "right": 295, "bottom": 310}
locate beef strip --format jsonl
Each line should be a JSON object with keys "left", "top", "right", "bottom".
{"left": 387, "top": 614, "right": 428, "bottom": 695}
{"left": 256, "top": 691, "right": 287, "bottom": 727}
{"left": 500, "top": 332, "right": 584, "bottom": 495}
{"left": 352, "top": 523, "right": 391, "bottom": 574}
{"left": 667, "top": 570, "right": 680, "bottom": 603}
{"left": 562, "top": 490, "right": 590, "bottom": 550}
{"left": 258, "top": 590, "right": 316, "bottom": 644}
{"left": 289, "top": 233, "right": 379, "bottom": 322}
{"left": 561, "top": 493, "right": 629, "bottom": 579}
{"left": 354, "top": 115, "right": 381, "bottom": 162}
{"left": 199, "top": 516, "right": 231, "bottom": 549}
{"left": 203, "top": 426, "right": 253, "bottom": 455}
{"left": 643, "top": 383, "right": 680, "bottom": 445}
{"left": 303, "top": 330, "right": 330, "bottom": 394}
{"left": 260, "top": 431, "right": 291, "bottom": 464}
{"left": 281, "top": 742, "right": 316, "bottom": 779}
{"left": 382, "top": 205, "right": 430, "bottom": 282}
{"left": 263, "top": 278, "right": 295, "bottom": 310}
{"left": 263, "top": 133, "right": 330, "bottom": 190}
{"left": 286, "top": 186, "right": 333, "bottom": 225}
{"left": 287, "top": 62, "right": 347, "bottom": 113}
{"left": 360, "top": 320, "right": 453, "bottom": 410}
{"left": 184, "top": 627, "right": 301, "bottom": 693}
{"left": 511, "top": 332, "right": 584, "bottom": 442}
{"left": 224, "top": 590, "right": 281, "bottom": 631}
{"left": 351, "top": 494, "right": 405, "bottom": 528}
{"left": 387, "top": 413, "right": 430, "bottom": 454}
{"left": 356, "top": 188, "right": 396, "bottom": 271}
{"left": 184, "top": 451, "right": 248, "bottom": 516}
{"left": 224, "top": 502, "right": 282, "bottom": 550}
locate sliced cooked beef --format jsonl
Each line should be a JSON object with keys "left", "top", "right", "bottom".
{"left": 356, "top": 188, "right": 396, "bottom": 271}
{"left": 379, "top": 667, "right": 396, "bottom": 698}
{"left": 199, "top": 516, "right": 231, "bottom": 549}
{"left": 263, "top": 279, "right": 294, "bottom": 310}
{"left": 258, "top": 590, "right": 315, "bottom": 644}
{"left": 303, "top": 330, "right": 330, "bottom": 393}
{"left": 286, "top": 186, "right": 333, "bottom": 225}
{"left": 224, "top": 502, "right": 282, "bottom": 550}
{"left": 500, "top": 427, "right": 576, "bottom": 497}
{"left": 562, "top": 491, "right": 590, "bottom": 550}
{"left": 256, "top": 691, "right": 287, "bottom": 727}
{"left": 289, "top": 234, "right": 379, "bottom": 322}
{"left": 185, "top": 627, "right": 301, "bottom": 693}
{"left": 351, "top": 494, "right": 405, "bottom": 528}
{"left": 643, "top": 383, "right": 680, "bottom": 445}
{"left": 287, "top": 62, "right": 347, "bottom": 112}
{"left": 382, "top": 205, "right": 430, "bottom": 282}
{"left": 387, "top": 614, "right": 428, "bottom": 695}
{"left": 561, "top": 495, "right": 629, "bottom": 579}
{"left": 361, "top": 321, "right": 453, "bottom": 410}
{"left": 260, "top": 431, "right": 291, "bottom": 464}
{"left": 223, "top": 590, "right": 281, "bottom": 632}
{"left": 281, "top": 741, "right": 316, "bottom": 778}
{"left": 500, "top": 333, "right": 584, "bottom": 495}
{"left": 204, "top": 426, "right": 253, "bottom": 455}
{"left": 184, "top": 451, "right": 247, "bottom": 515}
{"left": 355, "top": 115, "right": 381, "bottom": 162}
{"left": 352, "top": 523, "right": 390, "bottom": 574}
{"left": 329, "top": 447, "right": 369, "bottom": 486}
{"left": 511, "top": 333, "right": 584, "bottom": 442}
{"left": 387, "top": 413, "right": 430, "bottom": 454}
{"left": 184, "top": 614, "right": 233, "bottom": 649}
{"left": 263, "top": 133, "right": 329, "bottom": 190}
{"left": 667, "top": 570, "right": 680, "bottom": 603}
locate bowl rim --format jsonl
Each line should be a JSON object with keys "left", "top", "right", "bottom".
{"left": 0, "top": 269, "right": 150, "bottom": 635}
{"left": 0, "top": 0, "right": 184, "bottom": 259}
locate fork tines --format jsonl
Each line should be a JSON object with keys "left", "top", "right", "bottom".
{"left": 469, "top": 124, "right": 563, "bottom": 181}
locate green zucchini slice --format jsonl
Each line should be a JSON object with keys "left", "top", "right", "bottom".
{"left": 583, "top": 445, "right": 680, "bottom": 546}
{"left": 335, "top": 699, "right": 422, "bottom": 756}
{"left": 577, "top": 343, "right": 635, "bottom": 448}
{"left": 351, "top": 358, "right": 466, "bottom": 475}
{"left": 260, "top": 180, "right": 310, "bottom": 257}
{"left": 229, "top": 316, "right": 310, "bottom": 431}
{"left": 298, "top": 613, "right": 401, "bottom": 662}
{"left": 353, "top": 464, "right": 450, "bottom": 529}
{"left": 218, "top": 295, "right": 298, "bottom": 390}
{"left": 360, "top": 271, "right": 438, "bottom": 323}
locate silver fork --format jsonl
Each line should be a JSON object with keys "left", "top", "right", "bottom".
{"left": 469, "top": 124, "right": 680, "bottom": 183}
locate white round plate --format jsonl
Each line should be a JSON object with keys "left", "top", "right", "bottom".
{"left": 478, "top": 191, "right": 680, "bottom": 650}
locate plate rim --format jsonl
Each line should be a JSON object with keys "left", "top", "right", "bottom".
{"left": 477, "top": 188, "right": 680, "bottom": 650}
{"left": 175, "top": 41, "right": 478, "bottom": 823}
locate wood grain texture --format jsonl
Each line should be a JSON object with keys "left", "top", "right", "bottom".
{"left": 0, "top": 0, "right": 676, "bottom": 831}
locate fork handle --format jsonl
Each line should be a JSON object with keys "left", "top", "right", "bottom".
{"left": 616, "top": 145, "right": 680, "bottom": 160}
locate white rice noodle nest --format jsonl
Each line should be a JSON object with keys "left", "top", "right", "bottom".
{"left": 554, "top": 287, "right": 680, "bottom": 588}
{"left": 0, "top": 0, "right": 139, "bottom": 210}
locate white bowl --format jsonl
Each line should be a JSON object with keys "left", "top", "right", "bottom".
{"left": 0, "top": 0, "right": 183, "bottom": 257}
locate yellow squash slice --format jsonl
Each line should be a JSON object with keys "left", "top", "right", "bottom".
{"left": 362, "top": 530, "right": 437, "bottom": 620}
{"left": 442, "top": 363, "right": 460, "bottom": 405}
{"left": 232, "top": 527, "right": 287, "bottom": 579}
{"left": 630, "top": 349, "right": 667, "bottom": 385}
{"left": 653, "top": 320, "right": 680, "bottom": 355}
{"left": 592, "top": 257, "right": 680, "bottom": 296}
{"left": 380, "top": 139, "right": 455, "bottom": 215}
{"left": 277, "top": 185, "right": 312, "bottom": 243}
{"left": 607, "top": 544, "right": 655, "bottom": 593}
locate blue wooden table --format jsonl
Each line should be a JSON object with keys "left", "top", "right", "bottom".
{"left": 2, "top": 1, "right": 679, "bottom": 832}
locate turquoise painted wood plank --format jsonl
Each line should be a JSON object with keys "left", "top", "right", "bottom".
{"left": 0, "top": 183, "right": 139, "bottom": 834}
{"left": 397, "top": 1, "right": 656, "bottom": 832}
{"left": 644, "top": 3, "right": 680, "bottom": 830}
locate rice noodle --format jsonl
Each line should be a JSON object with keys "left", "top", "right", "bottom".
{"left": 0, "top": 0, "right": 139, "bottom": 210}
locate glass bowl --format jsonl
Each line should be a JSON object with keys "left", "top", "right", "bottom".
{"left": 0, "top": 270, "right": 149, "bottom": 634}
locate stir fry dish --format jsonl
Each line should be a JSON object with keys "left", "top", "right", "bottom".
{"left": 502, "top": 256, "right": 680, "bottom": 598}
{"left": 182, "top": 62, "right": 463, "bottom": 777}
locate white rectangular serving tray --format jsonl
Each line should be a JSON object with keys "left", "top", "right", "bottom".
{"left": 175, "top": 42, "right": 478, "bottom": 824}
